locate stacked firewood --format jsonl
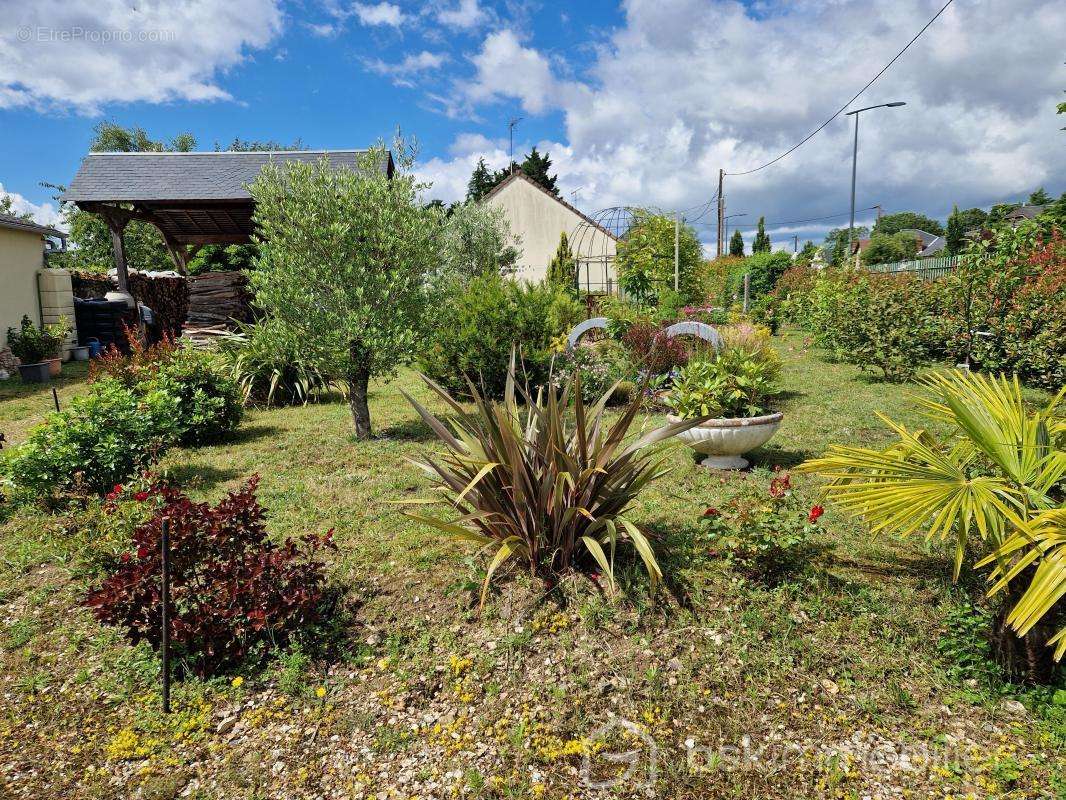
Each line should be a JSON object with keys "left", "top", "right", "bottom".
{"left": 183, "top": 272, "right": 253, "bottom": 343}
{"left": 71, "top": 271, "right": 113, "bottom": 299}
{"left": 129, "top": 273, "right": 189, "bottom": 339}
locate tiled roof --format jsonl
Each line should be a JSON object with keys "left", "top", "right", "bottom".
{"left": 64, "top": 150, "right": 392, "bottom": 202}
{"left": 0, "top": 212, "right": 66, "bottom": 238}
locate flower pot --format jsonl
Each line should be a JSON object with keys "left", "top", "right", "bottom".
{"left": 46, "top": 357, "right": 62, "bottom": 377}
{"left": 17, "top": 362, "right": 53, "bottom": 383}
{"left": 668, "top": 411, "right": 784, "bottom": 470}
{"left": 70, "top": 345, "right": 90, "bottom": 361}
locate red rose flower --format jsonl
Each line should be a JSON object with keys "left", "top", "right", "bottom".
{"left": 134, "top": 491, "right": 149, "bottom": 502}
{"left": 703, "top": 507, "right": 720, "bottom": 517}
{"left": 808, "top": 505, "right": 825, "bottom": 523}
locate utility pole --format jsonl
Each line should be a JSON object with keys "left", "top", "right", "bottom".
{"left": 875, "top": 204, "right": 884, "bottom": 221}
{"left": 716, "top": 169, "right": 725, "bottom": 257}
{"left": 674, "top": 212, "right": 680, "bottom": 291}
{"left": 507, "top": 117, "right": 523, "bottom": 174}
{"left": 793, "top": 235, "right": 799, "bottom": 253}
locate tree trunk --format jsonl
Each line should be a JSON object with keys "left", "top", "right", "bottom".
{"left": 347, "top": 360, "right": 372, "bottom": 440}
{"left": 990, "top": 578, "right": 1062, "bottom": 685}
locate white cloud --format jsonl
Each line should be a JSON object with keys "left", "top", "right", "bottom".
{"left": 429, "top": 0, "right": 1066, "bottom": 244}
{"left": 459, "top": 30, "right": 587, "bottom": 116}
{"left": 352, "top": 2, "right": 406, "bottom": 27}
{"left": 437, "top": 0, "right": 487, "bottom": 30}
{"left": 0, "top": 184, "right": 65, "bottom": 231}
{"left": 364, "top": 50, "right": 447, "bottom": 87}
{"left": 0, "top": 0, "right": 285, "bottom": 114}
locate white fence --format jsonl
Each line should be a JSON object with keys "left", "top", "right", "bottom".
{"left": 863, "top": 255, "right": 959, "bottom": 280}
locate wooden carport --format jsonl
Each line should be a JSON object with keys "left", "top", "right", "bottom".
{"left": 63, "top": 150, "right": 394, "bottom": 291}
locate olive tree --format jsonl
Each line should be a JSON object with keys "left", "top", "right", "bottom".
{"left": 439, "top": 200, "right": 521, "bottom": 282}
{"left": 249, "top": 149, "right": 439, "bottom": 438}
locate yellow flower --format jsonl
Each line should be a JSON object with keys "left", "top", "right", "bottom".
{"left": 231, "top": 677, "right": 244, "bottom": 688}
{"left": 315, "top": 686, "right": 326, "bottom": 698}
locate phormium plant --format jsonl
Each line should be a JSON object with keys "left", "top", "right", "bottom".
{"left": 401, "top": 356, "right": 705, "bottom": 605}
{"left": 85, "top": 477, "right": 334, "bottom": 677}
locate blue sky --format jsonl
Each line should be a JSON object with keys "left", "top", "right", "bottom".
{"left": 2, "top": 0, "right": 1064, "bottom": 251}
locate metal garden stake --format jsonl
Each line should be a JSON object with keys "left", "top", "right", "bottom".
{"left": 161, "top": 517, "right": 171, "bottom": 714}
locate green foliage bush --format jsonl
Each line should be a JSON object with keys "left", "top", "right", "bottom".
{"left": 1, "top": 378, "right": 179, "bottom": 497}
{"left": 6, "top": 315, "right": 68, "bottom": 364}
{"left": 419, "top": 274, "right": 581, "bottom": 398}
{"left": 723, "top": 251, "right": 793, "bottom": 304}
{"left": 219, "top": 320, "right": 339, "bottom": 407}
{"left": 142, "top": 348, "right": 243, "bottom": 445}
{"left": 861, "top": 232, "right": 917, "bottom": 265}
{"left": 92, "top": 339, "right": 242, "bottom": 445}
{"left": 666, "top": 337, "right": 782, "bottom": 419}
{"left": 796, "top": 270, "right": 948, "bottom": 382}
{"left": 615, "top": 210, "right": 704, "bottom": 304}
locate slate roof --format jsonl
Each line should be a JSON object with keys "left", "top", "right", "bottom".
{"left": 64, "top": 149, "right": 393, "bottom": 202}
{"left": 0, "top": 212, "right": 66, "bottom": 239}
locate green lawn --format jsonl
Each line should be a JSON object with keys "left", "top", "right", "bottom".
{"left": 0, "top": 332, "right": 1061, "bottom": 800}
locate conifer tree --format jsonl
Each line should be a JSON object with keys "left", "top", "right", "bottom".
{"left": 729, "top": 229, "right": 744, "bottom": 257}
{"left": 752, "top": 217, "right": 771, "bottom": 253}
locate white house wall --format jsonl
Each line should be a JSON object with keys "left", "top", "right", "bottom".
{"left": 485, "top": 177, "right": 616, "bottom": 289}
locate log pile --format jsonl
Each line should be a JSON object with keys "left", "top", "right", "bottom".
{"left": 183, "top": 271, "right": 253, "bottom": 344}
{"left": 71, "top": 271, "right": 113, "bottom": 299}
{"left": 129, "top": 273, "right": 189, "bottom": 339}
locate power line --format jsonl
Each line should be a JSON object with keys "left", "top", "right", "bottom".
{"left": 728, "top": 206, "right": 880, "bottom": 230}
{"left": 725, "top": 0, "right": 955, "bottom": 177}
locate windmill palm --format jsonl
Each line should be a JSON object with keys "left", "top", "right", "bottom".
{"left": 799, "top": 370, "right": 1064, "bottom": 681}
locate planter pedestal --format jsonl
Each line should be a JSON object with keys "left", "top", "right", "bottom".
{"left": 668, "top": 412, "right": 784, "bottom": 471}
{"left": 699, "top": 454, "right": 752, "bottom": 470}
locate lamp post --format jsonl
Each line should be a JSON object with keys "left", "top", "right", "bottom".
{"left": 845, "top": 102, "right": 906, "bottom": 258}
{"left": 724, "top": 213, "right": 747, "bottom": 253}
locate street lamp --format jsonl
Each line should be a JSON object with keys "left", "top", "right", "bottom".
{"left": 724, "top": 213, "right": 747, "bottom": 252}
{"left": 845, "top": 101, "right": 906, "bottom": 257}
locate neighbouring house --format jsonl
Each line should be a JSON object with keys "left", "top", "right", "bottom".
{"left": 851, "top": 228, "right": 945, "bottom": 260}
{"left": 0, "top": 213, "right": 71, "bottom": 351}
{"left": 1004, "top": 205, "right": 1046, "bottom": 227}
{"left": 482, "top": 172, "right": 618, "bottom": 292}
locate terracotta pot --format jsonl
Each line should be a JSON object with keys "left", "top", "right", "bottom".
{"left": 668, "top": 412, "right": 784, "bottom": 470}
{"left": 46, "top": 357, "right": 62, "bottom": 377}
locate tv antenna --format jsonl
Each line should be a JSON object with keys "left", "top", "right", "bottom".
{"left": 507, "top": 117, "right": 523, "bottom": 173}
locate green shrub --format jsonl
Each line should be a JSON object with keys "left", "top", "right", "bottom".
{"left": 723, "top": 251, "right": 793, "bottom": 304}
{"left": 219, "top": 320, "right": 340, "bottom": 407}
{"left": 550, "top": 344, "right": 633, "bottom": 405}
{"left": 956, "top": 225, "right": 1066, "bottom": 390}
{"left": 1, "top": 378, "right": 179, "bottom": 497}
{"left": 798, "top": 270, "right": 947, "bottom": 381}
{"left": 419, "top": 274, "right": 580, "bottom": 398}
{"left": 92, "top": 338, "right": 242, "bottom": 444}
{"left": 6, "top": 315, "right": 68, "bottom": 364}
{"left": 666, "top": 342, "right": 782, "bottom": 419}
{"left": 143, "top": 347, "right": 243, "bottom": 445}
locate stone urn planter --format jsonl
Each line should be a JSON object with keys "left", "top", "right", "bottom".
{"left": 17, "top": 361, "right": 53, "bottom": 383}
{"left": 70, "top": 345, "right": 90, "bottom": 362}
{"left": 667, "top": 411, "right": 784, "bottom": 470}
